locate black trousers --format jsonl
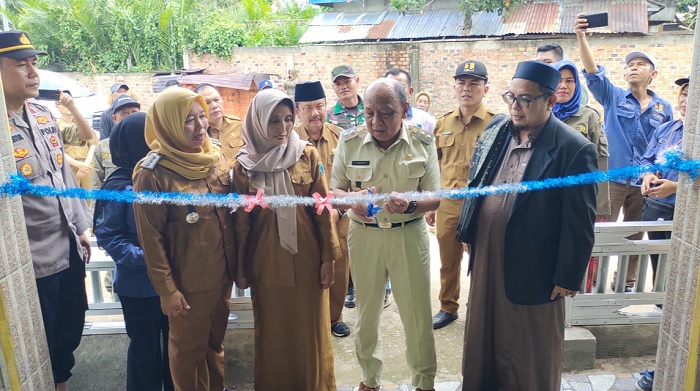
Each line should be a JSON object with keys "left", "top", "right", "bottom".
{"left": 120, "top": 295, "right": 174, "bottom": 391}
{"left": 641, "top": 196, "right": 675, "bottom": 285}
{"left": 35, "top": 239, "right": 88, "bottom": 384}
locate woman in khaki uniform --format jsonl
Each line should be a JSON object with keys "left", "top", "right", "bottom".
{"left": 233, "top": 89, "right": 341, "bottom": 391}
{"left": 553, "top": 60, "right": 610, "bottom": 218}
{"left": 132, "top": 88, "right": 236, "bottom": 391}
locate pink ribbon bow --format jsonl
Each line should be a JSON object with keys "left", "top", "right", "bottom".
{"left": 245, "top": 189, "right": 268, "bottom": 212}
{"left": 312, "top": 192, "right": 334, "bottom": 215}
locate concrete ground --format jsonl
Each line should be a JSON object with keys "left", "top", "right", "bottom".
{"left": 73, "top": 230, "right": 657, "bottom": 390}
{"left": 328, "top": 231, "right": 656, "bottom": 388}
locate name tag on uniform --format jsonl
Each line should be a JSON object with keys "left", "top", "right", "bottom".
{"left": 441, "top": 131, "right": 453, "bottom": 135}
{"left": 352, "top": 161, "right": 370, "bottom": 166}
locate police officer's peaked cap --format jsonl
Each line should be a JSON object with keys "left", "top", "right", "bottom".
{"left": 0, "top": 31, "right": 46, "bottom": 60}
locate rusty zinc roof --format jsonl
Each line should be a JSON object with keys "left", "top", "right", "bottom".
{"left": 299, "top": 0, "right": 649, "bottom": 43}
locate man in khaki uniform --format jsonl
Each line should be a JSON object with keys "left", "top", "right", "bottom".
{"left": 293, "top": 81, "right": 352, "bottom": 338}
{"left": 428, "top": 60, "right": 495, "bottom": 330}
{"left": 331, "top": 78, "right": 440, "bottom": 391}
{"left": 92, "top": 94, "right": 140, "bottom": 189}
{"left": 194, "top": 83, "right": 243, "bottom": 167}
{"left": 56, "top": 91, "right": 98, "bottom": 204}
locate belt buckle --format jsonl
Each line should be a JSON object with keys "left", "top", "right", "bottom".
{"left": 378, "top": 221, "right": 392, "bottom": 229}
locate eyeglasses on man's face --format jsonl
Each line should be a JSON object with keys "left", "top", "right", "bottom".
{"left": 501, "top": 92, "right": 550, "bottom": 109}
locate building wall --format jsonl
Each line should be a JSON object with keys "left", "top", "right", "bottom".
{"left": 189, "top": 31, "right": 693, "bottom": 119}
{"left": 62, "top": 31, "right": 693, "bottom": 122}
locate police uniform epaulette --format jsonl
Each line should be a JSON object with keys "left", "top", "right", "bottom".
{"left": 340, "top": 126, "right": 365, "bottom": 142}
{"left": 584, "top": 105, "right": 601, "bottom": 116}
{"left": 408, "top": 125, "right": 434, "bottom": 145}
{"left": 140, "top": 153, "right": 162, "bottom": 170}
{"left": 437, "top": 111, "right": 453, "bottom": 120}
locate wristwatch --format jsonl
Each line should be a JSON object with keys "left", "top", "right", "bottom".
{"left": 403, "top": 201, "right": 418, "bottom": 214}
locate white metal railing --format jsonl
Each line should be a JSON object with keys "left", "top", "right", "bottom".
{"left": 84, "top": 237, "right": 252, "bottom": 334}
{"left": 85, "top": 221, "right": 673, "bottom": 333}
{"left": 565, "top": 220, "right": 673, "bottom": 327}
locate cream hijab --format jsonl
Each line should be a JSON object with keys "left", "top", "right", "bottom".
{"left": 138, "top": 87, "right": 219, "bottom": 180}
{"left": 237, "top": 89, "right": 307, "bottom": 254}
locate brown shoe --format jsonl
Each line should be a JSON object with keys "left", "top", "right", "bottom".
{"left": 415, "top": 389, "right": 435, "bottom": 391}
{"left": 359, "top": 382, "right": 381, "bottom": 391}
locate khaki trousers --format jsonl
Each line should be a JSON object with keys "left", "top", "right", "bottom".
{"left": 348, "top": 218, "right": 437, "bottom": 390}
{"left": 436, "top": 198, "right": 465, "bottom": 314}
{"left": 70, "top": 164, "right": 93, "bottom": 208}
{"left": 330, "top": 216, "right": 350, "bottom": 325}
{"left": 168, "top": 284, "right": 233, "bottom": 391}
{"left": 606, "top": 181, "right": 644, "bottom": 286}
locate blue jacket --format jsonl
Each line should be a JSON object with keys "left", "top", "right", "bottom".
{"left": 638, "top": 119, "right": 683, "bottom": 206}
{"left": 584, "top": 66, "right": 673, "bottom": 184}
{"left": 94, "top": 178, "right": 158, "bottom": 298}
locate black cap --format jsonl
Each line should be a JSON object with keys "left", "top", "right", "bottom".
{"left": 0, "top": 31, "right": 47, "bottom": 60}
{"left": 675, "top": 76, "right": 690, "bottom": 86}
{"left": 112, "top": 94, "right": 140, "bottom": 112}
{"left": 295, "top": 81, "right": 326, "bottom": 102}
{"left": 512, "top": 60, "right": 561, "bottom": 92}
{"left": 454, "top": 60, "right": 488, "bottom": 81}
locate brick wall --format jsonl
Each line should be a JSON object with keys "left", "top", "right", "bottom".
{"left": 63, "top": 72, "right": 160, "bottom": 111}
{"left": 62, "top": 31, "right": 693, "bottom": 121}
{"left": 188, "top": 31, "right": 693, "bottom": 119}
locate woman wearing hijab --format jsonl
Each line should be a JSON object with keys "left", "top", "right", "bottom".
{"left": 553, "top": 60, "right": 610, "bottom": 219}
{"left": 414, "top": 91, "right": 431, "bottom": 113}
{"left": 284, "top": 69, "right": 301, "bottom": 98}
{"left": 233, "top": 89, "right": 341, "bottom": 391}
{"left": 94, "top": 112, "right": 174, "bottom": 391}
{"left": 132, "top": 88, "right": 236, "bottom": 391}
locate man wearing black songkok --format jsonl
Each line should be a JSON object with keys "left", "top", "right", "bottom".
{"left": 456, "top": 60, "right": 598, "bottom": 391}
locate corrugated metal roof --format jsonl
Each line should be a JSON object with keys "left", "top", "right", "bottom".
{"left": 559, "top": 0, "right": 648, "bottom": 34}
{"left": 383, "top": 9, "right": 465, "bottom": 39}
{"left": 299, "top": 0, "right": 649, "bottom": 44}
{"left": 300, "top": 24, "right": 374, "bottom": 44}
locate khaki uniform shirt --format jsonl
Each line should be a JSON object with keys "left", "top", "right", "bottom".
{"left": 330, "top": 123, "right": 440, "bottom": 226}
{"left": 564, "top": 106, "right": 611, "bottom": 216}
{"left": 59, "top": 120, "right": 98, "bottom": 161}
{"left": 132, "top": 155, "right": 236, "bottom": 295}
{"left": 294, "top": 122, "right": 342, "bottom": 180}
{"left": 10, "top": 102, "right": 91, "bottom": 278}
{"left": 434, "top": 104, "right": 495, "bottom": 189}
{"left": 92, "top": 138, "right": 117, "bottom": 189}
{"left": 327, "top": 95, "right": 364, "bottom": 130}
{"left": 232, "top": 146, "right": 341, "bottom": 288}
{"left": 208, "top": 114, "right": 243, "bottom": 168}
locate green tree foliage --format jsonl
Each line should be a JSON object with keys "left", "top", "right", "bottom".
{"left": 677, "top": 0, "right": 698, "bottom": 28}
{"left": 5, "top": 0, "right": 318, "bottom": 72}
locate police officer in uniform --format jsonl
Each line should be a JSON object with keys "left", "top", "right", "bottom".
{"left": 1, "top": 31, "right": 92, "bottom": 391}
{"left": 428, "top": 60, "right": 495, "bottom": 330}
{"left": 193, "top": 83, "right": 243, "bottom": 168}
{"left": 293, "top": 81, "right": 352, "bottom": 338}
{"left": 330, "top": 78, "right": 440, "bottom": 391}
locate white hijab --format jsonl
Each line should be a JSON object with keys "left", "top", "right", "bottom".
{"left": 237, "top": 89, "right": 307, "bottom": 254}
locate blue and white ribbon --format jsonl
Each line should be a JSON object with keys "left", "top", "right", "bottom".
{"left": 1, "top": 150, "right": 697, "bottom": 209}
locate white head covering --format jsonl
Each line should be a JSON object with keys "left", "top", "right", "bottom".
{"left": 237, "top": 89, "right": 307, "bottom": 254}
